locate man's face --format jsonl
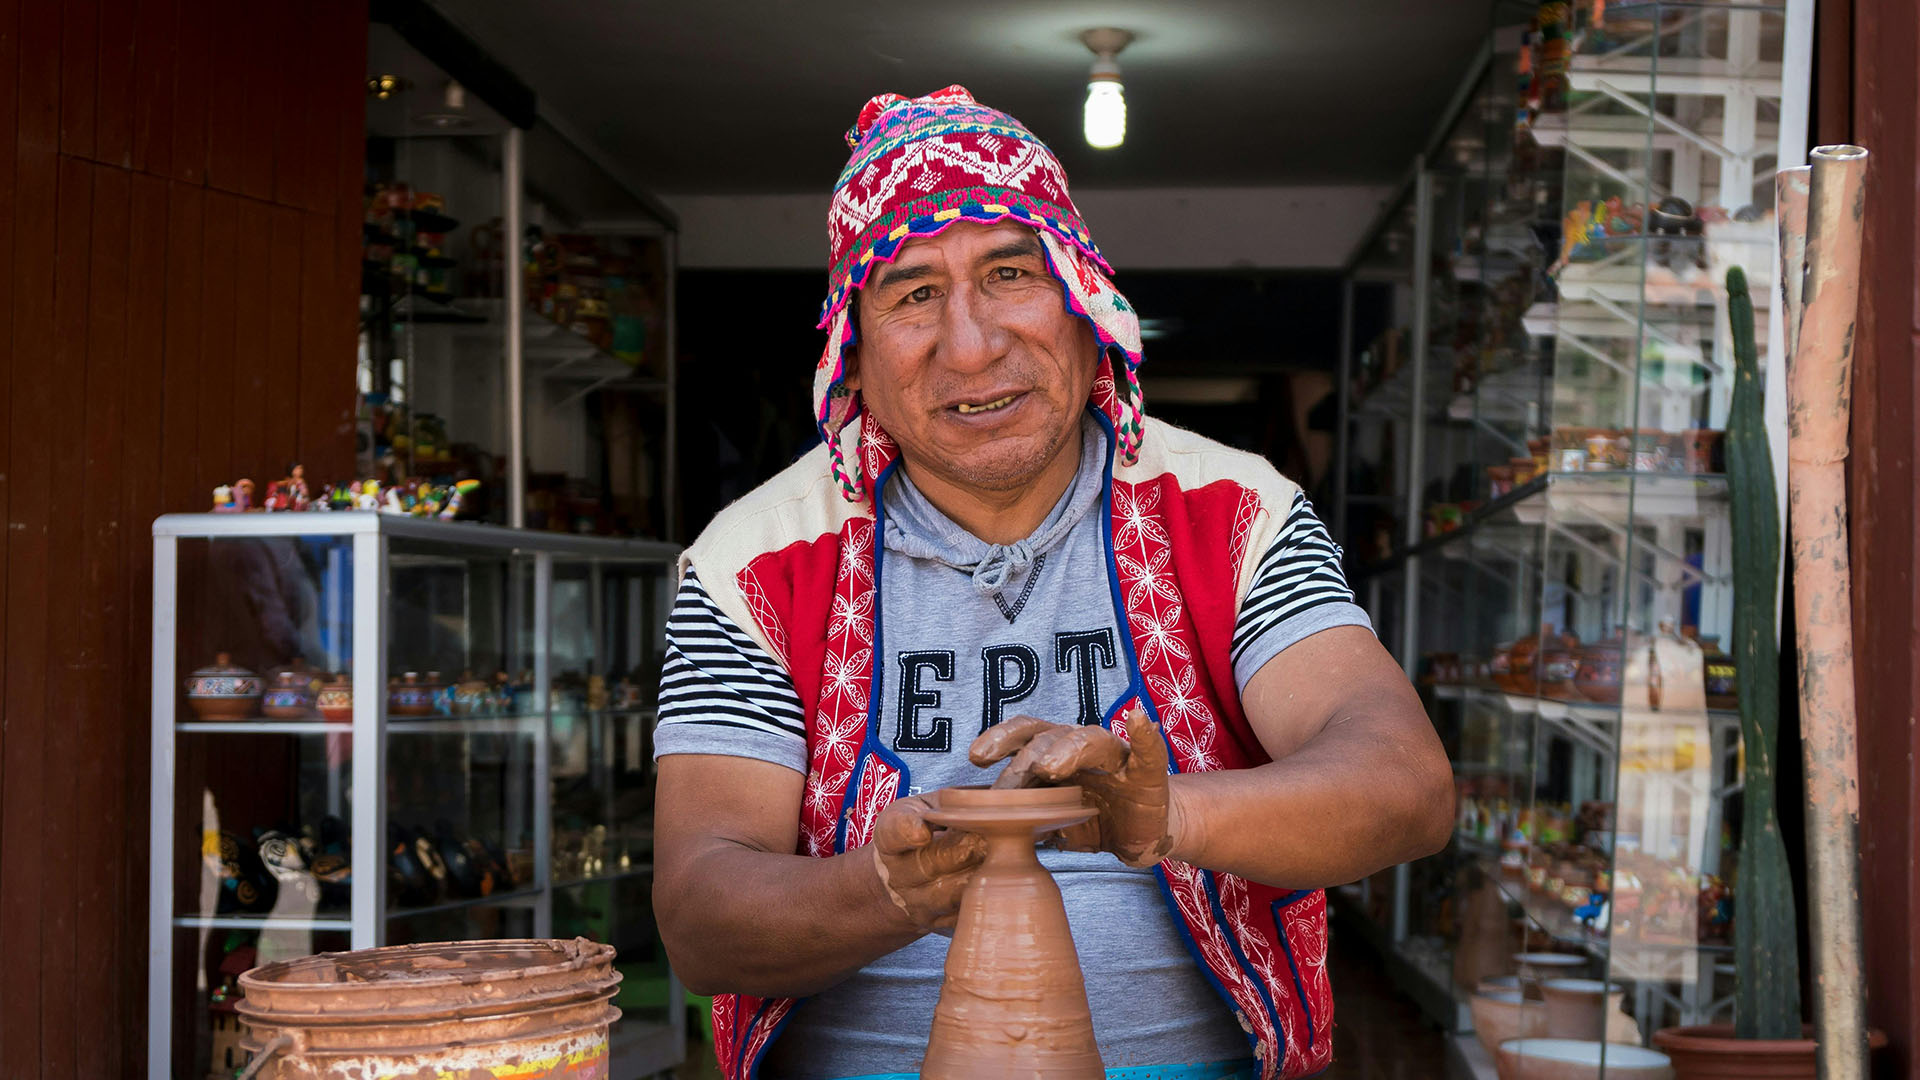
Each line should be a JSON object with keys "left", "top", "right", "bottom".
{"left": 848, "top": 221, "right": 1099, "bottom": 495}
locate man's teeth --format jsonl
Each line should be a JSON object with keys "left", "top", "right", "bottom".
{"left": 955, "top": 394, "right": 1017, "bottom": 414}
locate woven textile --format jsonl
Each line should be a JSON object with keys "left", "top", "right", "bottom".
{"left": 813, "top": 85, "right": 1145, "bottom": 500}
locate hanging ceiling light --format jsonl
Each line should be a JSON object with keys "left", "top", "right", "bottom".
{"left": 1081, "top": 28, "right": 1134, "bottom": 150}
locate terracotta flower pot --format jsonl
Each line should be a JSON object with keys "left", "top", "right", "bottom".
{"left": 1540, "top": 978, "right": 1624, "bottom": 1041}
{"left": 1472, "top": 990, "right": 1549, "bottom": 1059}
{"left": 1497, "top": 1039, "right": 1672, "bottom": 1080}
{"left": 1651, "top": 1024, "right": 1887, "bottom": 1079}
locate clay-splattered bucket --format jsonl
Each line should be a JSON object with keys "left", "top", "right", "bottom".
{"left": 235, "top": 938, "right": 621, "bottom": 1080}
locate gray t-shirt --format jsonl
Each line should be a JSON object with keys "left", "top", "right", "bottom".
{"left": 656, "top": 419, "right": 1369, "bottom": 1078}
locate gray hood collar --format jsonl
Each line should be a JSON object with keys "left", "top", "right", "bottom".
{"left": 881, "top": 415, "right": 1106, "bottom": 594}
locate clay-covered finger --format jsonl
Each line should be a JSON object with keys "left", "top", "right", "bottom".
{"left": 874, "top": 795, "right": 936, "bottom": 856}
{"left": 968, "top": 715, "right": 1059, "bottom": 767}
{"left": 1026, "top": 726, "right": 1130, "bottom": 783}
{"left": 912, "top": 826, "right": 985, "bottom": 879}
{"left": 1121, "top": 707, "right": 1171, "bottom": 776}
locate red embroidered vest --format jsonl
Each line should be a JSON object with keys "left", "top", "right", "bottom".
{"left": 685, "top": 364, "right": 1334, "bottom": 1080}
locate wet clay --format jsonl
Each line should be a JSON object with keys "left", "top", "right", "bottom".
{"left": 920, "top": 785, "right": 1104, "bottom": 1080}
{"left": 235, "top": 937, "right": 621, "bottom": 1079}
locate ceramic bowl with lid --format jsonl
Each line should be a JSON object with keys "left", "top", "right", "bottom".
{"left": 262, "top": 664, "right": 319, "bottom": 719}
{"left": 185, "top": 653, "right": 264, "bottom": 720}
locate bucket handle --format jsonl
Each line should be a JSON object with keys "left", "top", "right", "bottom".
{"left": 237, "top": 1033, "right": 296, "bottom": 1080}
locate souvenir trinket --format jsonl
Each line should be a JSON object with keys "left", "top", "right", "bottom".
{"left": 185, "top": 653, "right": 264, "bottom": 719}
{"left": 261, "top": 660, "right": 319, "bottom": 719}
{"left": 316, "top": 673, "right": 353, "bottom": 722}
{"left": 387, "top": 672, "right": 437, "bottom": 717}
{"left": 450, "top": 670, "right": 491, "bottom": 715}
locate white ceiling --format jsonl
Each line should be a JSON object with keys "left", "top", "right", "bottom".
{"left": 424, "top": 0, "right": 1492, "bottom": 195}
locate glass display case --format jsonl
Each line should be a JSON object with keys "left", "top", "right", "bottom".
{"left": 1337, "top": 2, "right": 1802, "bottom": 1073}
{"left": 361, "top": 22, "right": 679, "bottom": 538}
{"left": 146, "top": 512, "right": 681, "bottom": 1080}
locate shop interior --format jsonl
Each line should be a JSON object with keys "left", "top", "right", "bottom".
{"left": 150, "top": 1, "right": 1813, "bottom": 1077}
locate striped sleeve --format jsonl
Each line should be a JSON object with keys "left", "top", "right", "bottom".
{"left": 1230, "top": 491, "right": 1373, "bottom": 691}
{"left": 653, "top": 568, "right": 809, "bottom": 773}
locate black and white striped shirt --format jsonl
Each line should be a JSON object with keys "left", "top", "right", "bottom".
{"left": 655, "top": 492, "right": 1364, "bottom": 772}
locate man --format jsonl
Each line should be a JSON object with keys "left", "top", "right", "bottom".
{"left": 653, "top": 86, "right": 1452, "bottom": 1080}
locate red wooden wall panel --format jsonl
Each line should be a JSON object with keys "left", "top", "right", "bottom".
{"left": 0, "top": 2, "right": 369, "bottom": 1071}
{"left": 1823, "top": 0, "right": 1920, "bottom": 1074}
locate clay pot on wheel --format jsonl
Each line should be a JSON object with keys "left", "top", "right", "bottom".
{"left": 185, "top": 653, "right": 264, "bottom": 720}
{"left": 1651, "top": 1024, "right": 1886, "bottom": 1080}
{"left": 1497, "top": 1039, "right": 1672, "bottom": 1080}
{"left": 920, "top": 785, "right": 1103, "bottom": 1080}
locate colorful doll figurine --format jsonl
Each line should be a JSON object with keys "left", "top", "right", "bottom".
{"left": 440, "top": 478, "right": 481, "bottom": 520}
{"left": 213, "top": 485, "right": 236, "bottom": 512}
{"left": 382, "top": 482, "right": 408, "bottom": 515}
{"left": 285, "top": 464, "right": 310, "bottom": 510}
{"left": 263, "top": 480, "right": 290, "bottom": 512}
{"left": 231, "top": 478, "right": 256, "bottom": 511}
{"left": 356, "top": 480, "right": 381, "bottom": 510}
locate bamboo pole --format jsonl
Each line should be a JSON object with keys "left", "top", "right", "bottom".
{"left": 1786, "top": 143, "right": 1870, "bottom": 1080}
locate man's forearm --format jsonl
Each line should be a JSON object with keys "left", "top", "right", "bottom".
{"left": 656, "top": 841, "right": 922, "bottom": 998}
{"left": 1164, "top": 711, "right": 1454, "bottom": 888}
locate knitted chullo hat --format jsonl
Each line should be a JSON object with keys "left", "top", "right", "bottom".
{"left": 814, "top": 85, "right": 1145, "bottom": 502}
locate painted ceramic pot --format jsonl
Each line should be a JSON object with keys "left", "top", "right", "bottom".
{"left": 387, "top": 672, "right": 437, "bottom": 717}
{"left": 1539, "top": 634, "right": 1580, "bottom": 701}
{"left": 185, "top": 653, "right": 263, "bottom": 720}
{"left": 261, "top": 665, "right": 318, "bottom": 719}
{"left": 1506, "top": 635, "right": 1541, "bottom": 695}
{"left": 316, "top": 674, "right": 353, "bottom": 723}
{"left": 450, "top": 671, "right": 491, "bottom": 715}
{"left": 1575, "top": 638, "right": 1625, "bottom": 704}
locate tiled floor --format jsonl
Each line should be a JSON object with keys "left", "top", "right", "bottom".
{"left": 673, "top": 926, "right": 1456, "bottom": 1080}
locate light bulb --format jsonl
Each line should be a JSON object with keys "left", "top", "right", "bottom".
{"left": 1084, "top": 80, "right": 1126, "bottom": 149}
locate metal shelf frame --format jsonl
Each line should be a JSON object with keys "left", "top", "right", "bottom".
{"left": 147, "top": 512, "right": 681, "bottom": 1079}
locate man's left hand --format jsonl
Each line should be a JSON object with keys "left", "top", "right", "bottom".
{"left": 969, "top": 708, "right": 1177, "bottom": 868}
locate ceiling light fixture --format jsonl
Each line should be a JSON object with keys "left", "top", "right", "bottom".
{"left": 1080, "top": 28, "right": 1134, "bottom": 150}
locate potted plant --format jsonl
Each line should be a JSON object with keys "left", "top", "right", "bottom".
{"left": 1651, "top": 254, "right": 1884, "bottom": 1074}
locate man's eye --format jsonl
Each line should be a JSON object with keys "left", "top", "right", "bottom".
{"left": 994, "top": 267, "right": 1024, "bottom": 281}
{"left": 905, "top": 285, "right": 935, "bottom": 304}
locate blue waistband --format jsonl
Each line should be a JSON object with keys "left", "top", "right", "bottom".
{"left": 834, "top": 1060, "right": 1258, "bottom": 1080}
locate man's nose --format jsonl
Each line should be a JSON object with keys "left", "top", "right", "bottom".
{"left": 937, "top": 283, "right": 1008, "bottom": 373}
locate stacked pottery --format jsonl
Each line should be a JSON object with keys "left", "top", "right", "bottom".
{"left": 262, "top": 663, "right": 318, "bottom": 719}
{"left": 387, "top": 672, "right": 437, "bottom": 717}
{"left": 185, "top": 653, "right": 264, "bottom": 720}
{"left": 315, "top": 675, "right": 353, "bottom": 723}
{"left": 1472, "top": 988, "right": 1549, "bottom": 1058}
{"left": 1515, "top": 952, "right": 1587, "bottom": 997}
{"left": 1497, "top": 1040, "right": 1672, "bottom": 1080}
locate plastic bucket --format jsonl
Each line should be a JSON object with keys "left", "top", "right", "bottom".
{"left": 236, "top": 937, "right": 622, "bottom": 1080}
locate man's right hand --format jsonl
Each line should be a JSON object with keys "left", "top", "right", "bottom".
{"left": 871, "top": 794, "right": 986, "bottom": 931}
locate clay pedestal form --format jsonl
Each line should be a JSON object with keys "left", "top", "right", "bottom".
{"left": 1540, "top": 979, "right": 1627, "bottom": 1042}
{"left": 921, "top": 786, "right": 1102, "bottom": 1080}
{"left": 1471, "top": 990, "right": 1549, "bottom": 1059}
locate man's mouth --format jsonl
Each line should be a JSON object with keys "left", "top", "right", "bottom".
{"left": 953, "top": 393, "right": 1020, "bottom": 415}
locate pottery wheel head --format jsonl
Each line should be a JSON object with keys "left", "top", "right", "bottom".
{"left": 922, "top": 784, "right": 1095, "bottom": 834}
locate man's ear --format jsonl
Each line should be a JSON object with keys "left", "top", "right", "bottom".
{"left": 842, "top": 345, "right": 861, "bottom": 391}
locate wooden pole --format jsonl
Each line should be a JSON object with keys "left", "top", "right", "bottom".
{"left": 1786, "top": 143, "right": 1870, "bottom": 1080}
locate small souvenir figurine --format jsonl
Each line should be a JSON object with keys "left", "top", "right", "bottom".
{"left": 285, "top": 464, "right": 310, "bottom": 510}
{"left": 440, "top": 478, "right": 481, "bottom": 520}
{"left": 327, "top": 483, "right": 355, "bottom": 511}
{"left": 263, "top": 480, "right": 291, "bottom": 512}
{"left": 356, "top": 479, "right": 381, "bottom": 510}
{"left": 231, "top": 478, "right": 256, "bottom": 511}
{"left": 212, "top": 485, "right": 236, "bottom": 512}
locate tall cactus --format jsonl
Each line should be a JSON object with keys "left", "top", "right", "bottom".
{"left": 1725, "top": 266, "right": 1800, "bottom": 1039}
